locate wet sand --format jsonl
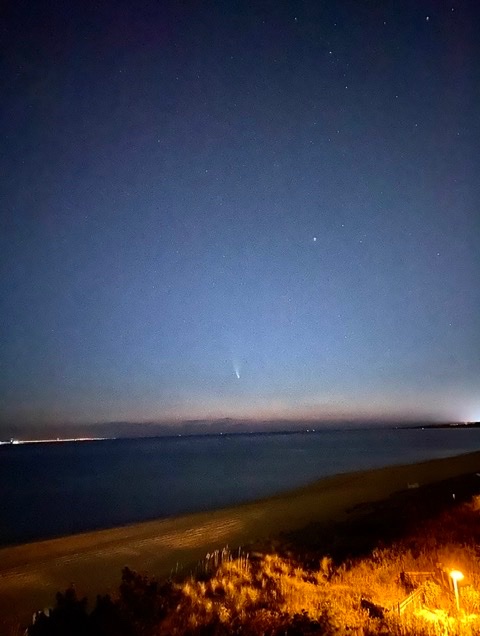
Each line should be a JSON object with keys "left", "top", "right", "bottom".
{"left": 1, "top": 450, "right": 480, "bottom": 629}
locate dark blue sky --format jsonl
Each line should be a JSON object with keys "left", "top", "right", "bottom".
{"left": 1, "top": 0, "right": 479, "bottom": 430}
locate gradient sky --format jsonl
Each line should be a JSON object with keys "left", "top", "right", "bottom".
{"left": 1, "top": 0, "right": 479, "bottom": 430}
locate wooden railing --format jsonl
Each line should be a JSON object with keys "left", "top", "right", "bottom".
{"left": 393, "top": 584, "right": 425, "bottom": 615}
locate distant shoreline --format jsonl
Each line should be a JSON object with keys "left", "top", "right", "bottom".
{"left": 1, "top": 449, "right": 480, "bottom": 628}
{"left": 404, "top": 421, "right": 480, "bottom": 429}
{"left": 1, "top": 420, "right": 479, "bottom": 446}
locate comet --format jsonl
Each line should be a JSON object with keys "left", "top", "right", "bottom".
{"left": 233, "top": 361, "right": 241, "bottom": 379}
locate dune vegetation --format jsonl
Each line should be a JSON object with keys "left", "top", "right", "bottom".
{"left": 20, "top": 473, "right": 480, "bottom": 636}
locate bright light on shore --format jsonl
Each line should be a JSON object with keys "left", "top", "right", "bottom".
{"left": 450, "top": 570, "right": 464, "bottom": 582}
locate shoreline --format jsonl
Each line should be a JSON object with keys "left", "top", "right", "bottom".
{"left": 1, "top": 450, "right": 480, "bottom": 626}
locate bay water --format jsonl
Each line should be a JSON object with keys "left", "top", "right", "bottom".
{"left": 1, "top": 426, "right": 480, "bottom": 546}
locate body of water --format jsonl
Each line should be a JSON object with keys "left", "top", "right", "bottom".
{"left": 1, "top": 426, "right": 480, "bottom": 546}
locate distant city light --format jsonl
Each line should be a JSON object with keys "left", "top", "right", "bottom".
{"left": 0, "top": 437, "right": 109, "bottom": 446}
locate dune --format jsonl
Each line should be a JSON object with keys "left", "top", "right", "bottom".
{"left": 1, "top": 450, "right": 480, "bottom": 628}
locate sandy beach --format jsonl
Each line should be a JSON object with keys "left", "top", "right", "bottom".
{"left": 2, "top": 450, "right": 480, "bottom": 629}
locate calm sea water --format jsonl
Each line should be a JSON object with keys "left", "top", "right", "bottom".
{"left": 1, "top": 427, "right": 480, "bottom": 546}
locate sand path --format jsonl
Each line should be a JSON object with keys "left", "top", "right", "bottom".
{"left": 1, "top": 450, "right": 480, "bottom": 630}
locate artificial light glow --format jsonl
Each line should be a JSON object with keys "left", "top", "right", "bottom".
{"left": 450, "top": 569, "right": 464, "bottom": 612}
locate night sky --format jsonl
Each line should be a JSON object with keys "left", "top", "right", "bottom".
{"left": 1, "top": 0, "right": 479, "bottom": 432}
